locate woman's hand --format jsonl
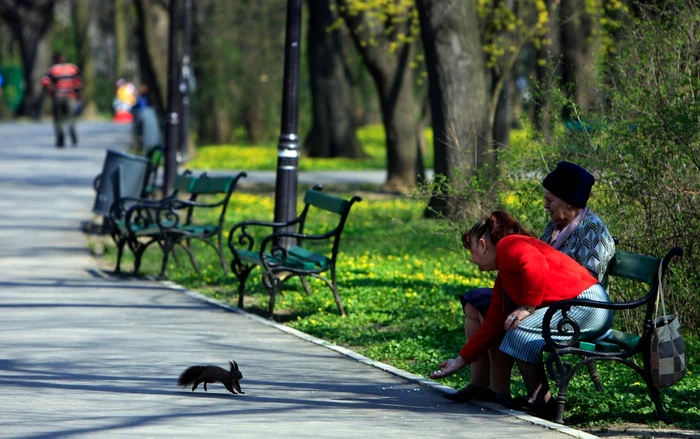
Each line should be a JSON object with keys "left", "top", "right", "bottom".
{"left": 504, "top": 307, "right": 532, "bottom": 330}
{"left": 430, "top": 356, "right": 466, "bottom": 379}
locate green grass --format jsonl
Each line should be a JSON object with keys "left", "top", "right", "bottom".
{"left": 189, "top": 124, "right": 435, "bottom": 171}
{"left": 96, "top": 191, "right": 700, "bottom": 431}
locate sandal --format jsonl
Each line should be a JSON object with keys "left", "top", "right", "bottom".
{"left": 443, "top": 384, "right": 495, "bottom": 403}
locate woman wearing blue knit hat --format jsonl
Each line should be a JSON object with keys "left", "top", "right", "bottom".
{"left": 445, "top": 161, "right": 616, "bottom": 416}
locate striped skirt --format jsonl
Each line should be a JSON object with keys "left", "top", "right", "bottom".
{"left": 499, "top": 284, "right": 614, "bottom": 363}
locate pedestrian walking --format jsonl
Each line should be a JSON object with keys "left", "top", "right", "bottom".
{"left": 41, "top": 52, "right": 82, "bottom": 147}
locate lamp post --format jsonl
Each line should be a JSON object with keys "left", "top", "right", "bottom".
{"left": 178, "top": 0, "right": 193, "bottom": 162}
{"left": 163, "top": 0, "right": 181, "bottom": 195}
{"left": 274, "top": 0, "right": 303, "bottom": 237}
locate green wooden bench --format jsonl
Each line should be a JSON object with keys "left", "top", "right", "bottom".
{"left": 543, "top": 246, "right": 684, "bottom": 424}
{"left": 110, "top": 171, "right": 246, "bottom": 278}
{"left": 228, "top": 186, "right": 361, "bottom": 317}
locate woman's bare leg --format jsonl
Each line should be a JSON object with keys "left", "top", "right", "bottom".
{"left": 516, "top": 360, "right": 551, "bottom": 405}
{"left": 488, "top": 348, "right": 514, "bottom": 395}
{"left": 464, "top": 303, "right": 490, "bottom": 387}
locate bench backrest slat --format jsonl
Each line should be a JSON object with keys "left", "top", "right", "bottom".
{"left": 607, "top": 250, "right": 660, "bottom": 285}
{"left": 303, "top": 189, "right": 349, "bottom": 214}
{"left": 189, "top": 175, "right": 233, "bottom": 194}
{"left": 173, "top": 174, "right": 197, "bottom": 192}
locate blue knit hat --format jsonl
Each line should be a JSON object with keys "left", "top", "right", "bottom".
{"left": 542, "top": 161, "right": 594, "bottom": 208}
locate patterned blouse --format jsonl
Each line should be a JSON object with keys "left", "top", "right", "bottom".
{"left": 540, "top": 210, "right": 616, "bottom": 286}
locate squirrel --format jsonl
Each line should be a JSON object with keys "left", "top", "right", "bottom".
{"left": 177, "top": 360, "right": 244, "bottom": 395}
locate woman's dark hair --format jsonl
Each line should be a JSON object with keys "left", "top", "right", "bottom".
{"left": 462, "top": 211, "right": 534, "bottom": 248}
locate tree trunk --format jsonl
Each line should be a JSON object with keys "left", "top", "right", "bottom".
{"left": 491, "top": 70, "right": 510, "bottom": 149}
{"left": 416, "top": 0, "right": 490, "bottom": 219}
{"left": 114, "top": 0, "right": 129, "bottom": 79}
{"left": 336, "top": 0, "right": 420, "bottom": 190}
{"left": 559, "top": 0, "right": 599, "bottom": 119}
{"left": 30, "top": 39, "right": 52, "bottom": 118}
{"left": 304, "top": 0, "right": 365, "bottom": 158}
{"left": 73, "top": 0, "right": 98, "bottom": 118}
{"left": 377, "top": 44, "right": 419, "bottom": 191}
{"left": 533, "top": 0, "right": 560, "bottom": 135}
{"left": 133, "top": 0, "right": 169, "bottom": 114}
{"left": 190, "top": 0, "right": 235, "bottom": 144}
{"left": 0, "top": 0, "right": 57, "bottom": 118}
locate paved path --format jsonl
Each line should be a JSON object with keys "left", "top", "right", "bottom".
{"left": 0, "top": 121, "right": 590, "bottom": 438}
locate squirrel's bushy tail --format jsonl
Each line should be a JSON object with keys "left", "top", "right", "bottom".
{"left": 178, "top": 366, "right": 205, "bottom": 387}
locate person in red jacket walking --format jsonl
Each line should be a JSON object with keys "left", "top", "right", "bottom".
{"left": 430, "top": 211, "right": 613, "bottom": 420}
{"left": 41, "top": 52, "right": 82, "bottom": 147}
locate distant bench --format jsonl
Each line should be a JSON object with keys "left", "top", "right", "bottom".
{"left": 227, "top": 186, "right": 361, "bottom": 316}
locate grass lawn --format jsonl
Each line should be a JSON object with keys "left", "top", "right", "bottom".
{"left": 188, "top": 125, "right": 435, "bottom": 171}
{"left": 93, "top": 188, "right": 699, "bottom": 432}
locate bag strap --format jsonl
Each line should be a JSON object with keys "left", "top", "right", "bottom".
{"left": 654, "top": 260, "right": 669, "bottom": 322}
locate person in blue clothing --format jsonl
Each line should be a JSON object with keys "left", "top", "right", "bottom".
{"left": 445, "top": 161, "right": 616, "bottom": 408}
{"left": 132, "top": 84, "right": 162, "bottom": 153}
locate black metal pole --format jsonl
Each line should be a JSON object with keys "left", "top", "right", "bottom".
{"left": 164, "top": 0, "right": 181, "bottom": 195}
{"left": 274, "top": 0, "right": 303, "bottom": 235}
{"left": 178, "top": 0, "right": 192, "bottom": 162}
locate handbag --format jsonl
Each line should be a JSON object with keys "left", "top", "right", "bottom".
{"left": 649, "top": 262, "right": 687, "bottom": 388}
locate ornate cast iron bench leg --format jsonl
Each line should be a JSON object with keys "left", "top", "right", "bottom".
{"left": 586, "top": 362, "right": 604, "bottom": 392}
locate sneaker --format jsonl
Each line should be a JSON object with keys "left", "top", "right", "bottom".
{"left": 443, "top": 384, "right": 495, "bottom": 403}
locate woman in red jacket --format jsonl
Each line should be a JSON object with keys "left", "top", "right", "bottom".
{"left": 430, "top": 211, "right": 613, "bottom": 419}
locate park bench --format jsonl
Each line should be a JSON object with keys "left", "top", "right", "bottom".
{"left": 109, "top": 171, "right": 246, "bottom": 278}
{"left": 542, "top": 246, "right": 684, "bottom": 424}
{"left": 228, "top": 186, "right": 361, "bottom": 317}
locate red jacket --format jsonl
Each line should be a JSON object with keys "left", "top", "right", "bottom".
{"left": 459, "top": 235, "right": 597, "bottom": 363}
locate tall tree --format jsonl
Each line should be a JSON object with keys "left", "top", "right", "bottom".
{"left": 191, "top": 0, "right": 234, "bottom": 143}
{"left": 72, "top": 0, "right": 97, "bottom": 118}
{"left": 0, "top": 0, "right": 57, "bottom": 118}
{"left": 416, "top": 0, "right": 490, "bottom": 219}
{"left": 477, "top": 0, "right": 551, "bottom": 148}
{"left": 336, "top": 0, "right": 422, "bottom": 190}
{"left": 191, "top": 0, "right": 286, "bottom": 144}
{"left": 558, "top": 0, "right": 599, "bottom": 118}
{"left": 304, "top": 0, "right": 365, "bottom": 158}
{"left": 532, "top": 0, "right": 561, "bottom": 134}
{"left": 133, "top": 0, "right": 169, "bottom": 113}
{"left": 114, "top": 0, "right": 129, "bottom": 79}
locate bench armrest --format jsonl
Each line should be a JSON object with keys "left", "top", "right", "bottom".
{"left": 228, "top": 218, "right": 303, "bottom": 254}
{"left": 109, "top": 194, "right": 175, "bottom": 222}
{"left": 258, "top": 230, "right": 336, "bottom": 269}
{"left": 157, "top": 197, "right": 226, "bottom": 211}
{"left": 121, "top": 201, "right": 164, "bottom": 233}
{"left": 542, "top": 298, "right": 638, "bottom": 351}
